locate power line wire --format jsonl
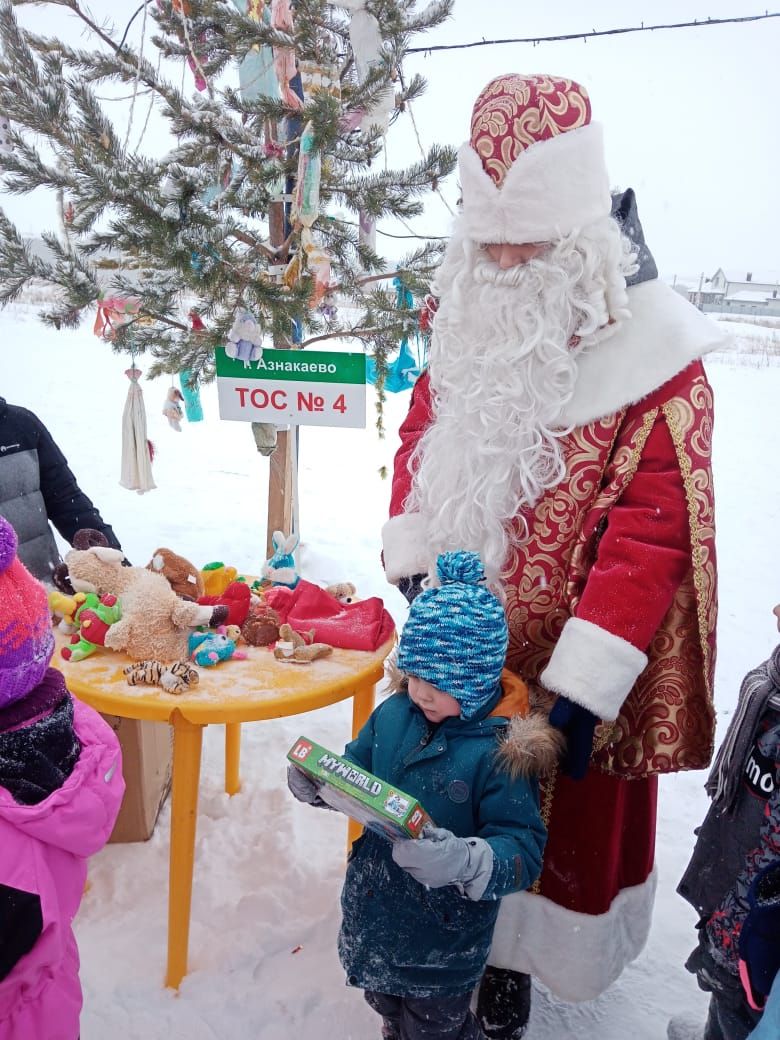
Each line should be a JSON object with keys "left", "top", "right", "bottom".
{"left": 407, "top": 12, "right": 780, "bottom": 54}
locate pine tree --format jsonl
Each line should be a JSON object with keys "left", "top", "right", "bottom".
{"left": 0, "top": 0, "right": 455, "bottom": 432}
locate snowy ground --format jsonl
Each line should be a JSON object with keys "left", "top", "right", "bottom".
{"left": 2, "top": 309, "right": 779, "bottom": 1039}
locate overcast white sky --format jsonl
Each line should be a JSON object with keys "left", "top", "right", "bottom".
{"left": 6, "top": 0, "right": 779, "bottom": 286}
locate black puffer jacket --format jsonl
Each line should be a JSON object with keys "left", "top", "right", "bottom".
{"left": 0, "top": 397, "right": 120, "bottom": 581}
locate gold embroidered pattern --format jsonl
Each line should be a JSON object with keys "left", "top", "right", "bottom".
{"left": 504, "top": 373, "right": 717, "bottom": 778}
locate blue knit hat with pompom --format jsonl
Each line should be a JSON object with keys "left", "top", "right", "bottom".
{"left": 397, "top": 551, "right": 508, "bottom": 719}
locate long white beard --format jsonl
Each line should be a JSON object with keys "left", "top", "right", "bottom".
{"left": 406, "top": 219, "right": 635, "bottom": 588}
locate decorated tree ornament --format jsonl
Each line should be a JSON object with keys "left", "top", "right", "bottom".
{"left": 226, "top": 309, "right": 263, "bottom": 363}
{"left": 156, "top": 0, "right": 211, "bottom": 92}
{"left": 93, "top": 295, "right": 141, "bottom": 341}
{"left": 282, "top": 249, "right": 302, "bottom": 289}
{"left": 231, "top": 0, "right": 279, "bottom": 103}
{"left": 366, "top": 277, "right": 423, "bottom": 392}
{"left": 299, "top": 59, "right": 341, "bottom": 103}
{"left": 348, "top": 8, "right": 395, "bottom": 134}
{"left": 162, "top": 386, "right": 185, "bottom": 431}
{"left": 358, "top": 209, "right": 376, "bottom": 253}
{"left": 271, "top": 0, "right": 302, "bottom": 111}
{"left": 190, "top": 243, "right": 220, "bottom": 277}
{"left": 292, "top": 122, "right": 321, "bottom": 228}
{"left": 301, "top": 229, "right": 331, "bottom": 306}
{"left": 120, "top": 366, "right": 156, "bottom": 494}
{"left": 179, "top": 369, "right": 203, "bottom": 422}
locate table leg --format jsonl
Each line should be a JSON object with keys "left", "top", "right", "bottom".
{"left": 225, "top": 722, "right": 242, "bottom": 796}
{"left": 166, "top": 711, "right": 204, "bottom": 989}
{"left": 347, "top": 680, "right": 377, "bottom": 849}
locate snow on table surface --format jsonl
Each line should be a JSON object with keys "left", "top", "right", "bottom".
{"left": 53, "top": 627, "right": 394, "bottom": 720}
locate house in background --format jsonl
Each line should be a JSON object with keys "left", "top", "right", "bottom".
{"left": 688, "top": 269, "right": 780, "bottom": 316}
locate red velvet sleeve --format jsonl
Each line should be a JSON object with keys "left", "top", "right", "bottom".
{"left": 389, "top": 370, "right": 433, "bottom": 517}
{"left": 575, "top": 413, "right": 691, "bottom": 652}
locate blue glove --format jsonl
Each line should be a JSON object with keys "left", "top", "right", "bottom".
{"left": 548, "top": 696, "right": 599, "bottom": 780}
{"left": 391, "top": 825, "right": 494, "bottom": 900}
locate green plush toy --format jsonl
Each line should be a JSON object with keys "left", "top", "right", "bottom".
{"left": 61, "top": 592, "right": 122, "bottom": 662}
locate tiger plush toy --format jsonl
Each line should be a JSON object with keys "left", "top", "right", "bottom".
{"left": 124, "top": 659, "right": 199, "bottom": 695}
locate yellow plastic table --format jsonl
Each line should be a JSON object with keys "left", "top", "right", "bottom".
{"left": 52, "top": 627, "right": 394, "bottom": 989}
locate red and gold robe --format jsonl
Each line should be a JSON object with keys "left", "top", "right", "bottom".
{"left": 382, "top": 279, "right": 724, "bottom": 1001}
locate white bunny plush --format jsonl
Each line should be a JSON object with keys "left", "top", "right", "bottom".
{"left": 261, "top": 530, "right": 300, "bottom": 589}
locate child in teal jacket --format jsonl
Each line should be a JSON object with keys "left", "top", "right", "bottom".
{"left": 289, "top": 551, "right": 555, "bottom": 1040}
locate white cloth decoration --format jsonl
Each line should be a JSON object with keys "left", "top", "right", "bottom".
{"left": 120, "top": 367, "right": 156, "bottom": 494}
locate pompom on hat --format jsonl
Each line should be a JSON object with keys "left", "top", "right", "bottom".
{"left": 0, "top": 516, "right": 55, "bottom": 709}
{"left": 397, "top": 551, "right": 508, "bottom": 719}
{"left": 458, "top": 73, "right": 611, "bottom": 245}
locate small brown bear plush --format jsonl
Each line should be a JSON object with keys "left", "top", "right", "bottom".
{"left": 147, "top": 547, "right": 205, "bottom": 601}
{"left": 325, "top": 582, "right": 358, "bottom": 604}
{"left": 273, "top": 623, "right": 333, "bottom": 664}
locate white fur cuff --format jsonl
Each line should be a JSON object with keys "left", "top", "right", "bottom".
{"left": 458, "top": 123, "right": 611, "bottom": 244}
{"left": 381, "top": 513, "right": 429, "bottom": 583}
{"left": 540, "top": 617, "right": 648, "bottom": 721}
{"left": 488, "top": 869, "right": 657, "bottom": 1001}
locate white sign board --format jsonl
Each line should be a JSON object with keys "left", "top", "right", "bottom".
{"left": 215, "top": 347, "right": 366, "bottom": 429}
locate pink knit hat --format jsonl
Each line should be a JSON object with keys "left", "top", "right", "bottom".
{"left": 0, "top": 516, "right": 55, "bottom": 709}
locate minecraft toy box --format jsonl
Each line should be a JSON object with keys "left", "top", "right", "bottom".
{"left": 287, "top": 736, "right": 434, "bottom": 842}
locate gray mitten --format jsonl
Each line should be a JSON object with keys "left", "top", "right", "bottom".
{"left": 391, "top": 824, "right": 494, "bottom": 900}
{"left": 286, "top": 764, "right": 327, "bottom": 807}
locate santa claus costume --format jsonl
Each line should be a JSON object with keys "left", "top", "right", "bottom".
{"left": 382, "top": 74, "right": 726, "bottom": 1028}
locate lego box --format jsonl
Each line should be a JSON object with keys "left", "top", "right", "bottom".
{"left": 287, "top": 736, "right": 434, "bottom": 842}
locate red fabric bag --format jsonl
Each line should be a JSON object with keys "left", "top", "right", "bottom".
{"left": 264, "top": 580, "right": 395, "bottom": 651}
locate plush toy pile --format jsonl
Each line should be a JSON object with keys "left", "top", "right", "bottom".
{"left": 48, "top": 528, "right": 372, "bottom": 691}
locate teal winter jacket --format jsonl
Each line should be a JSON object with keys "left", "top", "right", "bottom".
{"left": 338, "top": 679, "right": 547, "bottom": 997}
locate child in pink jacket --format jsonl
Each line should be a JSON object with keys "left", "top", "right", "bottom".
{"left": 0, "top": 516, "right": 125, "bottom": 1040}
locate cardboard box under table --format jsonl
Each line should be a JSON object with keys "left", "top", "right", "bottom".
{"left": 52, "top": 626, "right": 394, "bottom": 988}
{"left": 99, "top": 714, "right": 172, "bottom": 843}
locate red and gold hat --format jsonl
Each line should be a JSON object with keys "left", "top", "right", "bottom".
{"left": 458, "top": 74, "right": 611, "bottom": 244}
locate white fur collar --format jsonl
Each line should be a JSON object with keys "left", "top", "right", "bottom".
{"left": 556, "top": 279, "right": 730, "bottom": 428}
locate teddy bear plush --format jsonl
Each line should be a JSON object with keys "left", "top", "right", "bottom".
{"left": 273, "top": 623, "right": 332, "bottom": 664}
{"left": 147, "top": 547, "right": 205, "bottom": 601}
{"left": 61, "top": 535, "right": 227, "bottom": 662}
{"left": 325, "top": 582, "right": 359, "bottom": 604}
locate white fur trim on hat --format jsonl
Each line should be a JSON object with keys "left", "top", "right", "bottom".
{"left": 540, "top": 616, "right": 648, "bottom": 721}
{"left": 458, "top": 122, "right": 611, "bottom": 245}
{"left": 488, "top": 867, "right": 657, "bottom": 1001}
{"left": 381, "top": 513, "right": 429, "bottom": 584}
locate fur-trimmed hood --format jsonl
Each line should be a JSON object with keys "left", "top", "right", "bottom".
{"left": 492, "top": 669, "right": 564, "bottom": 779}
{"left": 386, "top": 655, "right": 562, "bottom": 778}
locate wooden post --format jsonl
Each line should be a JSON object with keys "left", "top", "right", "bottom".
{"left": 265, "top": 197, "right": 296, "bottom": 558}
{"left": 266, "top": 428, "right": 295, "bottom": 555}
